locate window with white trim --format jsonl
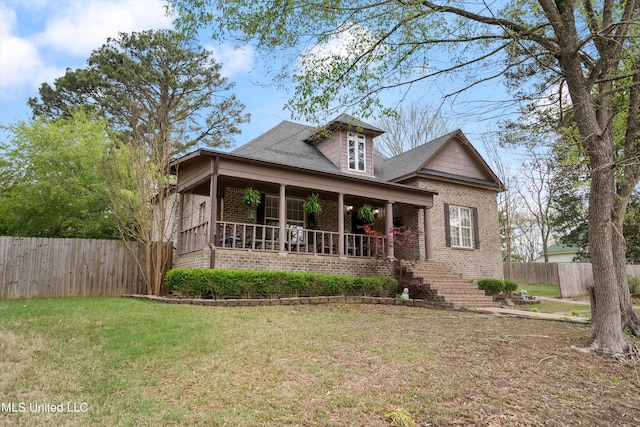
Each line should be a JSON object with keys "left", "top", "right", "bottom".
{"left": 348, "top": 132, "right": 366, "bottom": 172}
{"left": 449, "top": 205, "right": 473, "bottom": 248}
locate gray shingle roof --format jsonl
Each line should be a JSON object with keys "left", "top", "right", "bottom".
{"left": 232, "top": 119, "right": 500, "bottom": 189}
{"left": 376, "top": 131, "right": 458, "bottom": 181}
{"left": 327, "top": 113, "right": 385, "bottom": 135}
{"left": 232, "top": 121, "right": 341, "bottom": 175}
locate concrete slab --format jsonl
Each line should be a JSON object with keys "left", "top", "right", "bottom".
{"left": 473, "top": 307, "right": 590, "bottom": 323}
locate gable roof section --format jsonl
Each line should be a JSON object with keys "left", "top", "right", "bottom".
{"left": 377, "top": 131, "right": 454, "bottom": 181}
{"left": 327, "top": 113, "right": 385, "bottom": 135}
{"left": 380, "top": 130, "right": 504, "bottom": 190}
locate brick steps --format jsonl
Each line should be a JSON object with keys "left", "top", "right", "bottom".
{"left": 401, "top": 261, "right": 500, "bottom": 308}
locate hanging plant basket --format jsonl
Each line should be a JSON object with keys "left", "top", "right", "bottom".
{"left": 243, "top": 187, "right": 261, "bottom": 208}
{"left": 304, "top": 193, "right": 323, "bottom": 215}
{"left": 357, "top": 204, "right": 376, "bottom": 223}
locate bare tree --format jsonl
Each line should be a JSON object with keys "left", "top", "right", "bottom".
{"left": 516, "top": 151, "right": 557, "bottom": 263}
{"left": 483, "top": 140, "right": 518, "bottom": 277}
{"left": 374, "top": 102, "right": 451, "bottom": 157}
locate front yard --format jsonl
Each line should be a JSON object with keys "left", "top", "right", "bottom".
{"left": 1, "top": 298, "right": 639, "bottom": 426}
{"left": 514, "top": 283, "right": 640, "bottom": 318}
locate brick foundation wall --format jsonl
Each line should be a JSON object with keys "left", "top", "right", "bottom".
{"left": 215, "top": 249, "right": 396, "bottom": 277}
{"left": 175, "top": 248, "right": 396, "bottom": 278}
{"left": 174, "top": 247, "right": 212, "bottom": 268}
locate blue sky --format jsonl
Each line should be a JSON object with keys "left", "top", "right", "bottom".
{"left": 0, "top": 0, "right": 522, "bottom": 157}
{"left": 0, "top": 0, "right": 294, "bottom": 148}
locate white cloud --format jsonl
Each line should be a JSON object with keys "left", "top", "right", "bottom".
{"left": 36, "top": 0, "right": 172, "bottom": 57}
{"left": 0, "top": 0, "right": 172, "bottom": 94}
{"left": 207, "top": 44, "right": 255, "bottom": 77}
{"left": 0, "top": 5, "right": 61, "bottom": 91}
{"left": 299, "top": 23, "right": 383, "bottom": 73}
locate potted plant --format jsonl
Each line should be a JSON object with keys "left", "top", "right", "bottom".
{"left": 243, "top": 187, "right": 261, "bottom": 208}
{"left": 357, "top": 204, "right": 376, "bottom": 223}
{"left": 304, "top": 193, "right": 322, "bottom": 231}
{"left": 304, "top": 193, "right": 323, "bottom": 215}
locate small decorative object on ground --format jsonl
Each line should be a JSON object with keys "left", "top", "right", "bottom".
{"left": 401, "top": 288, "right": 410, "bottom": 300}
{"left": 519, "top": 289, "right": 535, "bottom": 300}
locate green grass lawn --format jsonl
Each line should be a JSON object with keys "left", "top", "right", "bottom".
{"left": 514, "top": 283, "right": 590, "bottom": 316}
{"left": 1, "top": 298, "right": 639, "bottom": 426}
{"left": 513, "top": 284, "right": 640, "bottom": 316}
{"left": 515, "top": 283, "right": 560, "bottom": 297}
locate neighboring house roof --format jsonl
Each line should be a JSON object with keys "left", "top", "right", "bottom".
{"left": 547, "top": 242, "right": 580, "bottom": 255}
{"left": 534, "top": 242, "right": 580, "bottom": 262}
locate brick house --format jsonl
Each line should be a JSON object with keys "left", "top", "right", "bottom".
{"left": 168, "top": 115, "right": 504, "bottom": 306}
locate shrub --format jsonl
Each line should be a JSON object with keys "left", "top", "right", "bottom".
{"left": 477, "top": 278, "right": 520, "bottom": 296}
{"left": 477, "top": 278, "right": 505, "bottom": 296}
{"left": 164, "top": 268, "right": 210, "bottom": 298}
{"left": 164, "top": 268, "right": 398, "bottom": 299}
{"left": 503, "top": 280, "right": 518, "bottom": 294}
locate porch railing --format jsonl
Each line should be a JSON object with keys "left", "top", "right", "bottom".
{"left": 180, "top": 222, "right": 208, "bottom": 254}
{"left": 179, "top": 220, "right": 386, "bottom": 258}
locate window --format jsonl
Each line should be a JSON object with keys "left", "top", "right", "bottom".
{"left": 445, "top": 204, "right": 479, "bottom": 249}
{"left": 198, "top": 202, "right": 206, "bottom": 224}
{"left": 348, "top": 132, "right": 366, "bottom": 172}
{"left": 264, "top": 196, "right": 305, "bottom": 227}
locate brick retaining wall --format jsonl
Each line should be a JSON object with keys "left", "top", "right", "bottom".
{"left": 123, "top": 294, "right": 454, "bottom": 309}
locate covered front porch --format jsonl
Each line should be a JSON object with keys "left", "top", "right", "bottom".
{"left": 172, "top": 150, "right": 436, "bottom": 269}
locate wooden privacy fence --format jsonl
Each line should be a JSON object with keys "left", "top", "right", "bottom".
{"left": 0, "top": 237, "right": 173, "bottom": 299}
{"left": 504, "top": 262, "right": 640, "bottom": 298}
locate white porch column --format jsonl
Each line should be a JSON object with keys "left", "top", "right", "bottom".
{"left": 385, "top": 201, "right": 395, "bottom": 260}
{"left": 424, "top": 206, "right": 433, "bottom": 260}
{"left": 279, "top": 183, "right": 286, "bottom": 253}
{"left": 338, "top": 193, "right": 345, "bottom": 257}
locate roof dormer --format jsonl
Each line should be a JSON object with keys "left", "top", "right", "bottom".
{"left": 306, "top": 114, "right": 383, "bottom": 177}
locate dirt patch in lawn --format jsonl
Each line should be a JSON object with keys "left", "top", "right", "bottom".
{"left": 155, "top": 304, "right": 640, "bottom": 426}
{"left": 290, "top": 305, "right": 640, "bottom": 427}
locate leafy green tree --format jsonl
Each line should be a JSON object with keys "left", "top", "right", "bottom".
{"left": 168, "top": 0, "right": 640, "bottom": 354}
{"left": 0, "top": 111, "right": 120, "bottom": 239}
{"left": 553, "top": 190, "right": 640, "bottom": 264}
{"left": 626, "top": 196, "right": 640, "bottom": 263}
{"left": 28, "top": 29, "right": 249, "bottom": 156}
{"left": 27, "top": 29, "right": 250, "bottom": 295}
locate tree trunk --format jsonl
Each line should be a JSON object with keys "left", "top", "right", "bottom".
{"left": 144, "top": 240, "right": 153, "bottom": 295}
{"left": 588, "top": 145, "right": 628, "bottom": 354}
